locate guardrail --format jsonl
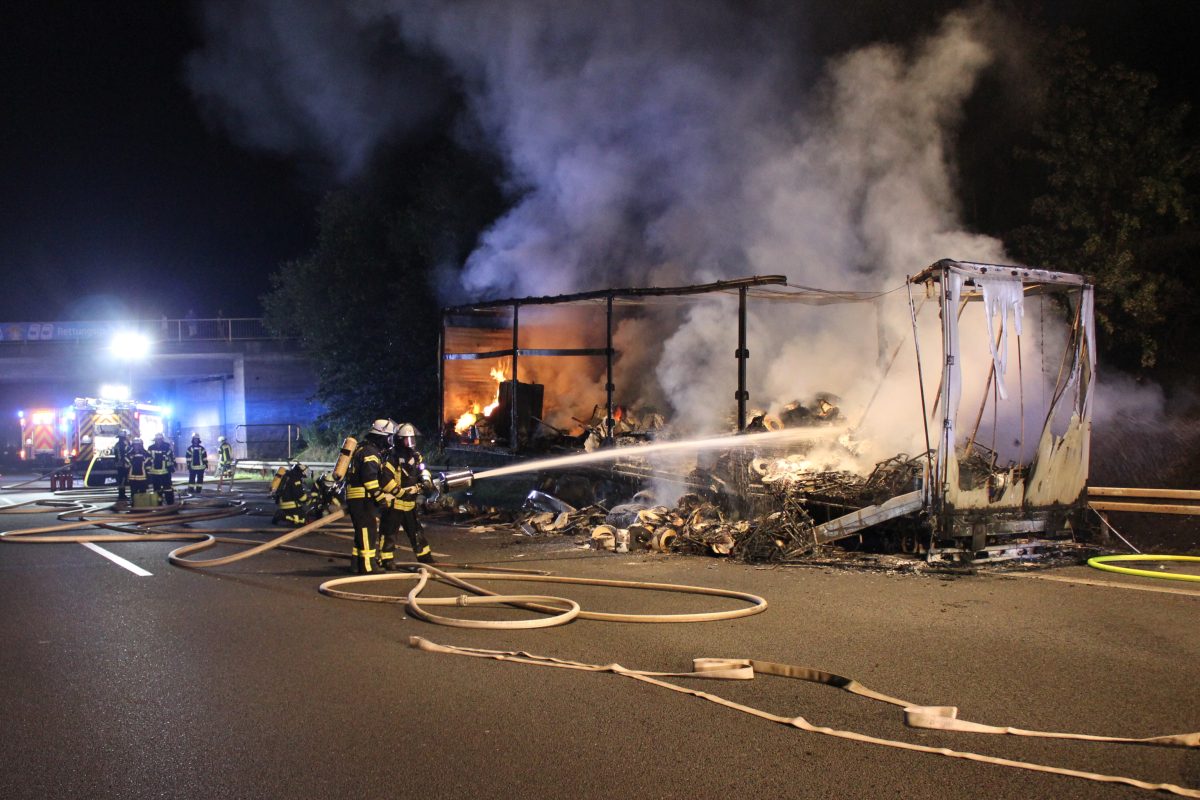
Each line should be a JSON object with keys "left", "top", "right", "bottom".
{"left": 1088, "top": 486, "right": 1200, "bottom": 516}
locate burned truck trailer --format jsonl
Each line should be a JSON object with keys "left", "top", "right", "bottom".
{"left": 912, "top": 260, "right": 1094, "bottom": 560}
{"left": 438, "top": 261, "right": 1097, "bottom": 562}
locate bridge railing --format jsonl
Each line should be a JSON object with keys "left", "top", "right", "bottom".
{"left": 0, "top": 318, "right": 281, "bottom": 344}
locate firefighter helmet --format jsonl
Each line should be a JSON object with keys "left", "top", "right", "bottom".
{"left": 191, "top": 433, "right": 201, "bottom": 444}
{"left": 395, "top": 422, "right": 417, "bottom": 448}
{"left": 369, "top": 419, "right": 393, "bottom": 437}
{"left": 132, "top": 437, "right": 143, "bottom": 446}
{"left": 154, "top": 433, "right": 165, "bottom": 442}
{"left": 118, "top": 429, "right": 129, "bottom": 438}
{"left": 218, "top": 435, "right": 226, "bottom": 443}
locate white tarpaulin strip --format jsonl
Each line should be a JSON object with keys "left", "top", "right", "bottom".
{"left": 977, "top": 275, "right": 1024, "bottom": 400}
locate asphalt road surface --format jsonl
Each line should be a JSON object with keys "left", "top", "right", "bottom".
{"left": 1, "top": 479, "right": 1197, "bottom": 800}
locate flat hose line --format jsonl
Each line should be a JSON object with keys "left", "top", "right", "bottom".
{"left": 411, "top": 638, "right": 1200, "bottom": 798}
{"left": 3, "top": 494, "right": 1197, "bottom": 795}
{"left": 1089, "top": 554, "right": 1200, "bottom": 583}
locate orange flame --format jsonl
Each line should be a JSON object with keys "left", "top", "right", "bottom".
{"left": 453, "top": 364, "right": 508, "bottom": 435}
{"left": 483, "top": 365, "right": 505, "bottom": 416}
{"left": 454, "top": 403, "right": 482, "bottom": 434}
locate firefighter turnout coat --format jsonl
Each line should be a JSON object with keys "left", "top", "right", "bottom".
{"left": 273, "top": 465, "right": 310, "bottom": 526}
{"left": 128, "top": 446, "right": 149, "bottom": 495}
{"left": 345, "top": 437, "right": 385, "bottom": 573}
{"left": 147, "top": 439, "right": 175, "bottom": 502}
{"left": 217, "top": 440, "right": 234, "bottom": 476}
{"left": 185, "top": 442, "right": 208, "bottom": 493}
{"left": 378, "top": 444, "right": 434, "bottom": 563}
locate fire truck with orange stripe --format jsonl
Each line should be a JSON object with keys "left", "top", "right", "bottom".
{"left": 18, "top": 408, "right": 69, "bottom": 465}
{"left": 67, "top": 398, "right": 170, "bottom": 487}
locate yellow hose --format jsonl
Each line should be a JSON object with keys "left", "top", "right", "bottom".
{"left": 1087, "top": 554, "right": 1200, "bottom": 583}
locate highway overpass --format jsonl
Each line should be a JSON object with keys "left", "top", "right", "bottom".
{"left": 0, "top": 317, "right": 321, "bottom": 459}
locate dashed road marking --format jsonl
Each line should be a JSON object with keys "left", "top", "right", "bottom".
{"left": 81, "top": 542, "right": 153, "bottom": 577}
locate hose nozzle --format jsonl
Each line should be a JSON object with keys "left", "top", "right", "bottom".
{"left": 437, "top": 469, "right": 474, "bottom": 493}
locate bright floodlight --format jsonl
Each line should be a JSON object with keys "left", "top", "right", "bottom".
{"left": 110, "top": 331, "right": 151, "bottom": 360}
{"left": 100, "top": 384, "right": 130, "bottom": 401}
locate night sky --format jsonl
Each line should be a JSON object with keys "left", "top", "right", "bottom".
{"left": 1, "top": 2, "right": 317, "bottom": 322}
{"left": 2, "top": 1, "right": 1196, "bottom": 324}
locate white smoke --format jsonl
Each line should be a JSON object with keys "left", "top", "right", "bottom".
{"left": 191, "top": 1, "right": 1047, "bottom": 461}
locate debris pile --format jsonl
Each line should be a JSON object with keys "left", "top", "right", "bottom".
{"left": 752, "top": 452, "right": 925, "bottom": 507}
{"left": 509, "top": 490, "right": 813, "bottom": 561}
{"left": 498, "top": 450, "right": 933, "bottom": 563}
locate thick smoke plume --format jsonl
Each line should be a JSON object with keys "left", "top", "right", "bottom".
{"left": 192, "top": 1, "right": 1053, "bottom": 463}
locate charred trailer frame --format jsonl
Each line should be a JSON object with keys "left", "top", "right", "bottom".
{"left": 911, "top": 260, "right": 1095, "bottom": 560}
{"left": 438, "top": 275, "right": 787, "bottom": 453}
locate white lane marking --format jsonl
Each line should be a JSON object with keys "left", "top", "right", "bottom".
{"left": 81, "top": 542, "right": 153, "bottom": 577}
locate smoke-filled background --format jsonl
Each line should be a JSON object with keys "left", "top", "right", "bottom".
{"left": 189, "top": 0, "right": 1041, "bottom": 450}
{"left": 189, "top": 2, "right": 1008, "bottom": 292}
{"left": 186, "top": 0, "right": 1161, "bottom": 476}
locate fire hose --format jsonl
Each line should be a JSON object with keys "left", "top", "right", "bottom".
{"left": 1088, "top": 554, "right": 1200, "bottom": 583}
{"left": 318, "top": 566, "right": 769, "bottom": 628}
{"left": 1, "top": 487, "right": 1197, "bottom": 796}
{"left": 410, "top": 638, "right": 1200, "bottom": 799}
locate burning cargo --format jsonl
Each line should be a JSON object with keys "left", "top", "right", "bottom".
{"left": 440, "top": 260, "right": 1095, "bottom": 563}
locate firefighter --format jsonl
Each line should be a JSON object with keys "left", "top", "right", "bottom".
{"left": 147, "top": 432, "right": 175, "bottom": 505}
{"left": 217, "top": 435, "right": 235, "bottom": 479}
{"left": 114, "top": 429, "right": 132, "bottom": 501}
{"left": 378, "top": 422, "right": 435, "bottom": 567}
{"left": 310, "top": 471, "right": 343, "bottom": 517}
{"left": 272, "top": 462, "right": 310, "bottom": 526}
{"left": 127, "top": 437, "right": 149, "bottom": 499}
{"left": 185, "top": 433, "right": 208, "bottom": 495}
{"left": 345, "top": 419, "right": 392, "bottom": 574}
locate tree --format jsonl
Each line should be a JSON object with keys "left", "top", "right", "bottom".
{"left": 263, "top": 135, "right": 506, "bottom": 440}
{"left": 1009, "top": 32, "right": 1198, "bottom": 372}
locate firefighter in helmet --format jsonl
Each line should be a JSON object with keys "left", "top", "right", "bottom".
{"left": 378, "top": 422, "right": 435, "bottom": 567}
{"left": 127, "top": 437, "right": 149, "bottom": 499}
{"left": 185, "top": 433, "right": 208, "bottom": 495}
{"left": 272, "top": 462, "right": 310, "bottom": 526}
{"left": 114, "top": 429, "right": 132, "bottom": 501}
{"left": 146, "top": 432, "right": 175, "bottom": 505}
{"left": 217, "top": 435, "right": 235, "bottom": 479}
{"left": 345, "top": 419, "right": 393, "bottom": 573}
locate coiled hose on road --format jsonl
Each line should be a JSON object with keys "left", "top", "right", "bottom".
{"left": 0, "top": 484, "right": 769, "bottom": 626}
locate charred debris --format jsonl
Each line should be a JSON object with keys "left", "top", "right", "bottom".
{"left": 434, "top": 261, "right": 1099, "bottom": 567}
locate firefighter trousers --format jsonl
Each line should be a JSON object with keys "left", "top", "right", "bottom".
{"left": 188, "top": 468, "right": 205, "bottom": 493}
{"left": 379, "top": 507, "right": 432, "bottom": 562}
{"left": 347, "top": 498, "right": 380, "bottom": 574}
{"left": 273, "top": 497, "right": 306, "bottom": 526}
{"left": 116, "top": 466, "right": 129, "bottom": 499}
{"left": 149, "top": 473, "right": 174, "bottom": 505}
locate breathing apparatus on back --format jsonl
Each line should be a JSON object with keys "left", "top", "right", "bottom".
{"left": 332, "top": 437, "right": 357, "bottom": 482}
{"left": 269, "top": 466, "right": 288, "bottom": 496}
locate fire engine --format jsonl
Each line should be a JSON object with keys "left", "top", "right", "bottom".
{"left": 18, "top": 408, "right": 68, "bottom": 465}
{"left": 68, "top": 398, "right": 170, "bottom": 487}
